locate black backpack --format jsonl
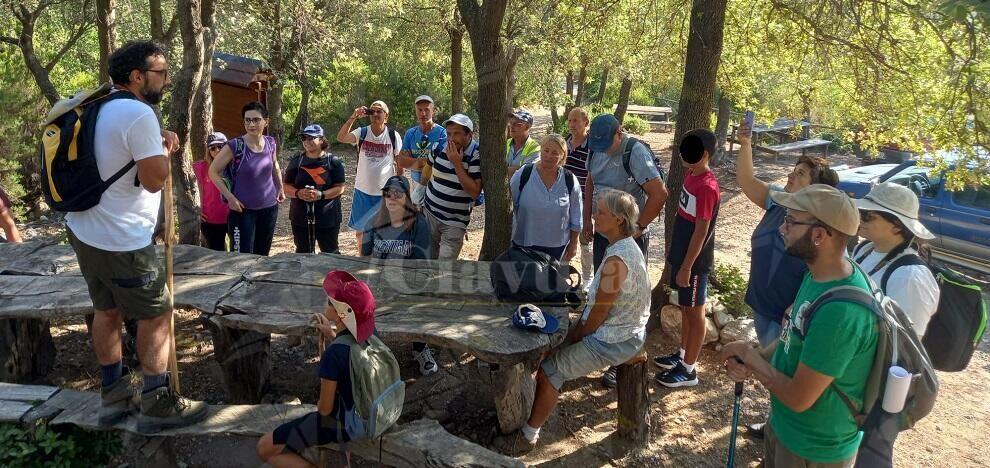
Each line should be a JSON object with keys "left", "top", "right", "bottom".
{"left": 39, "top": 83, "right": 139, "bottom": 212}
{"left": 854, "top": 241, "right": 988, "bottom": 372}
{"left": 490, "top": 245, "right": 583, "bottom": 309}
{"left": 587, "top": 137, "right": 665, "bottom": 182}
{"left": 514, "top": 163, "right": 577, "bottom": 208}
{"left": 796, "top": 267, "right": 939, "bottom": 468}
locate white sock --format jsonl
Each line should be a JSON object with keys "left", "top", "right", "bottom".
{"left": 678, "top": 348, "right": 685, "bottom": 358}
{"left": 684, "top": 362, "right": 696, "bottom": 373}
{"left": 521, "top": 424, "right": 540, "bottom": 443}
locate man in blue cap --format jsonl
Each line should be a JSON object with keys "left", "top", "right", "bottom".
{"left": 583, "top": 113, "right": 667, "bottom": 388}
{"left": 505, "top": 109, "right": 541, "bottom": 180}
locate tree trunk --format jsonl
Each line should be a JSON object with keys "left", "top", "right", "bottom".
{"left": 594, "top": 68, "right": 609, "bottom": 104}
{"left": 449, "top": 25, "right": 465, "bottom": 114}
{"left": 150, "top": 0, "right": 178, "bottom": 48}
{"left": 574, "top": 60, "right": 588, "bottom": 107}
{"left": 190, "top": 0, "right": 218, "bottom": 165}
{"left": 166, "top": 0, "right": 206, "bottom": 246}
{"left": 266, "top": 0, "right": 286, "bottom": 146}
{"left": 565, "top": 70, "right": 574, "bottom": 102}
{"left": 651, "top": 0, "right": 729, "bottom": 314}
{"left": 614, "top": 75, "right": 633, "bottom": 123}
{"left": 504, "top": 46, "right": 521, "bottom": 112}
{"left": 13, "top": 7, "right": 61, "bottom": 105}
{"left": 712, "top": 92, "right": 731, "bottom": 166}
{"left": 96, "top": 0, "right": 117, "bottom": 84}
{"left": 458, "top": 0, "right": 511, "bottom": 261}
{"left": 291, "top": 78, "right": 311, "bottom": 134}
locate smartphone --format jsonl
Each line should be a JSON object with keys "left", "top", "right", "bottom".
{"left": 741, "top": 111, "right": 755, "bottom": 138}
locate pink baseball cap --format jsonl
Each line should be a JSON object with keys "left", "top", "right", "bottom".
{"left": 322, "top": 270, "right": 376, "bottom": 343}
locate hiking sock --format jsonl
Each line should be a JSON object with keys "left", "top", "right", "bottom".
{"left": 684, "top": 362, "right": 696, "bottom": 374}
{"left": 101, "top": 361, "right": 123, "bottom": 387}
{"left": 678, "top": 348, "right": 685, "bottom": 359}
{"left": 521, "top": 424, "right": 540, "bottom": 444}
{"left": 142, "top": 373, "right": 169, "bottom": 393}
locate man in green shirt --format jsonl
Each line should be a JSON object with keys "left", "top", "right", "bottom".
{"left": 720, "top": 184, "right": 878, "bottom": 467}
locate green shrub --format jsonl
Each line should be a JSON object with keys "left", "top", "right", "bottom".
{"left": 622, "top": 116, "right": 651, "bottom": 135}
{"left": 709, "top": 262, "right": 753, "bottom": 318}
{"left": 0, "top": 422, "right": 121, "bottom": 468}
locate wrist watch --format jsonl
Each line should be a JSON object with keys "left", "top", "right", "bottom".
{"left": 319, "top": 190, "right": 325, "bottom": 200}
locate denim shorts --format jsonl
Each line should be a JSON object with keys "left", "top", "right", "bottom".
{"left": 541, "top": 334, "right": 643, "bottom": 391}
{"left": 347, "top": 190, "right": 382, "bottom": 230}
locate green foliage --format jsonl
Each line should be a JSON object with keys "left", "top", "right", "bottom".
{"left": 622, "top": 115, "right": 651, "bottom": 135}
{"left": 709, "top": 262, "right": 752, "bottom": 318}
{"left": 0, "top": 423, "right": 121, "bottom": 468}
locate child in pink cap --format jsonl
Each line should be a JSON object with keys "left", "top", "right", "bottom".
{"left": 256, "top": 270, "right": 376, "bottom": 466}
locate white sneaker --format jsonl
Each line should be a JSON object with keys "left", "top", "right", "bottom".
{"left": 412, "top": 346, "right": 439, "bottom": 376}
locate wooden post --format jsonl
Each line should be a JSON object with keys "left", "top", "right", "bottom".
{"left": 0, "top": 318, "right": 56, "bottom": 382}
{"left": 615, "top": 350, "right": 651, "bottom": 449}
{"left": 203, "top": 317, "right": 271, "bottom": 403}
{"left": 492, "top": 362, "right": 535, "bottom": 434}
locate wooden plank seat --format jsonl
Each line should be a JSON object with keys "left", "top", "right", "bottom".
{"left": 0, "top": 383, "right": 522, "bottom": 468}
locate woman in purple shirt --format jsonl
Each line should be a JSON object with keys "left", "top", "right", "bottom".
{"left": 209, "top": 101, "right": 286, "bottom": 255}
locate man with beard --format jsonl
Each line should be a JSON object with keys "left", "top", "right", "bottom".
{"left": 65, "top": 41, "right": 207, "bottom": 433}
{"left": 719, "top": 185, "right": 878, "bottom": 467}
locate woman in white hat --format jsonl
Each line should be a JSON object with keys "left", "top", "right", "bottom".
{"left": 853, "top": 182, "right": 939, "bottom": 337}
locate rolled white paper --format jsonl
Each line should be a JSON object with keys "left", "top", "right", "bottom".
{"left": 882, "top": 366, "right": 912, "bottom": 413}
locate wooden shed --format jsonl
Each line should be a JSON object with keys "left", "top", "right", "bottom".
{"left": 211, "top": 52, "right": 275, "bottom": 138}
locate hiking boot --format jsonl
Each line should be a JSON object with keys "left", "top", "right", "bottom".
{"left": 413, "top": 346, "right": 439, "bottom": 376}
{"left": 99, "top": 374, "right": 139, "bottom": 427}
{"left": 600, "top": 366, "right": 618, "bottom": 388}
{"left": 655, "top": 362, "right": 699, "bottom": 388}
{"left": 492, "top": 430, "right": 536, "bottom": 456}
{"left": 137, "top": 386, "right": 208, "bottom": 434}
{"left": 652, "top": 351, "right": 681, "bottom": 370}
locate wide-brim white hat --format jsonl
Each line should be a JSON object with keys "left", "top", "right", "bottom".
{"left": 855, "top": 182, "right": 935, "bottom": 240}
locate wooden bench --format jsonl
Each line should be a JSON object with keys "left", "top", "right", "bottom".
{"left": 0, "top": 382, "right": 523, "bottom": 468}
{"left": 616, "top": 105, "right": 674, "bottom": 132}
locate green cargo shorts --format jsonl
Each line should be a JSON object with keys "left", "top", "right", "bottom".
{"left": 68, "top": 229, "right": 171, "bottom": 320}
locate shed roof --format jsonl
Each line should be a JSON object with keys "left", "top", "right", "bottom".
{"left": 212, "top": 52, "right": 275, "bottom": 88}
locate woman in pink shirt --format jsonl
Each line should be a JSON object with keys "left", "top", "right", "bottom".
{"left": 193, "top": 132, "right": 231, "bottom": 250}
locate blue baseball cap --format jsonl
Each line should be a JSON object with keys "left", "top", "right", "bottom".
{"left": 588, "top": 114, "right": 620, "bottom": 152}
{"left": 508, "top": 109, "right": 534, "bottom": 126}
{"left": 511, "top": 304, "right": 559, "bottom": 334}
{"left": 299, "top": 124, "right": 324, "bottom": 138}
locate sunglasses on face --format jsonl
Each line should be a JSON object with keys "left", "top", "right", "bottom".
{"left": 244, "top": 117, "right": 264, "bottom": 125}
{"left": 383, "top": 189, "right": 405, "bottom": 199}
{"left": 860, "top": 211, "right": 877, "bottom": 223}
{"left": 369, "top": 109, "right": 385, "bottom": 115}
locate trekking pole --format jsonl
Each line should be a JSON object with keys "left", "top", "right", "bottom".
{"left": 726, "top": 380, "right": 743, "bottom": 467}
{"left": 163, "top": 155, "right": 181, "bottom": 394}
{"left": 307, "top": 201, "right": 316, "bottom": 254}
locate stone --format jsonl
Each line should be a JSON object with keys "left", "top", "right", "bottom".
{"left": 720, "top": 319, "right": 758, "bottom": 346}
{"left": 660, "top": 305, "right": 682, "bottom": 340}
{"left": 703, "top": 317, "right": 719, "bottom": 344}
{"left": 712, "top": 303, "right": 734, "bottom": 329}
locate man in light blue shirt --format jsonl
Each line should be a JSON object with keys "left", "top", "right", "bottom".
{"left": 397, "top": 95, "right": 446, "bottom": 206}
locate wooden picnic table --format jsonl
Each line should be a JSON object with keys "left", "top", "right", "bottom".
{"left": 0, "top": 242, "right": 570, "bottom": 433}
{"left": 728, "top": 119, "right": 829, "bottom": 160}
{"left": 615, "top": 104, "right": 675, "bottom": 131}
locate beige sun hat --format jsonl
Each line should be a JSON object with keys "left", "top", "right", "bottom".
{"left": 855, "top": 182, "right": 935, "bottom": 240}
{"left": 770, "top": 184, "right": 860, "bottom": 236}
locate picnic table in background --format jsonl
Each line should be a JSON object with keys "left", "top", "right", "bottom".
{"left": 728, "top": 118, "right": 831, "bottom": 161}
{"left": 616, "top": 104, "right": 675, "bottom": 132}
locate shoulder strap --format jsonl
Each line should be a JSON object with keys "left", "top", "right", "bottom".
{"left": 880, "top": 253, "right": 927, "bottom": 291}
{"left": 563, "top": 168, "right": 575, "bottom": 193}
{"left": 359, "top": 126, "right": 368, "bottom": 146}
{"left": 622, "top": 138, "right": 637, "bottom": 179}
{"left": 516, "top": 164, "right": 535, "bottom": 208}
{"left": 853, "top": 240, "right": 873, "bottom": 262}
{"left": 387, "top": 125, "right": 398, "bottom": 152}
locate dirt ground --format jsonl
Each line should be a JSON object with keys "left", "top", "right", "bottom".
{"left": 27, "top": 111, "right": 990, "bottom": 467}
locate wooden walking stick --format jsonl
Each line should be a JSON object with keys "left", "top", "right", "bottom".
{"left": 163, "top": 160, "right": 181, "bottom": 394}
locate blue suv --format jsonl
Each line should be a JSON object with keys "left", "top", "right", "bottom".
{"left": 835, "top": 153, "right": 990, "bottom": 274}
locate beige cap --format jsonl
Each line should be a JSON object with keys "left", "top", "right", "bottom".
{"left": 770, "top": 184, "right": 860, "bottom": 236}
{"left": 855, "top": 183, "right": 935, "bottom": 240}
{"left": 370, "top": 100, "right": 390, "bottom": 114}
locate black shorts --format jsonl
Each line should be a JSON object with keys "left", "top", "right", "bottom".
{"left": 669, "top": 271, "right": 709, "bottom": 307}
{"left": 272, "top": 411, "right": 348, "bottom": 454}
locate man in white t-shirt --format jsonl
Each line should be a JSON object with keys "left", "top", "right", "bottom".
{"left": 65, "top": 41, "right": 207, "bottom": 433}
{"left": 336, "top": 100, "right": 402, "bottom": 247}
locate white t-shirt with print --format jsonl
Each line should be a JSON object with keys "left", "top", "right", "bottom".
{"left": 65, "top": 97, "right": 164, "bottom": 252}
{"left": 857, "top": 247, "right": 940, "bottom": 337}
{"left": 350, "top": 126, "right": 401, "bottom": 195}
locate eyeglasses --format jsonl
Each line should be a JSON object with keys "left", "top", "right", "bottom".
{"left": 244, "top": 117, "right": 264, "bottom": 125}
{"left": 143, "top": 68, "right": 169, "bottom": 79}
{"left": 783, "top": 215, "right": 830, "bottom": 235}
{"left": 383, "top": 189, "right": 405, "bottom": 200}
{"left": 860, "top": 211, "right": 876, "bottom": 223}
{"left": 208, "top": 144, "right": 223, "bottom": 151}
